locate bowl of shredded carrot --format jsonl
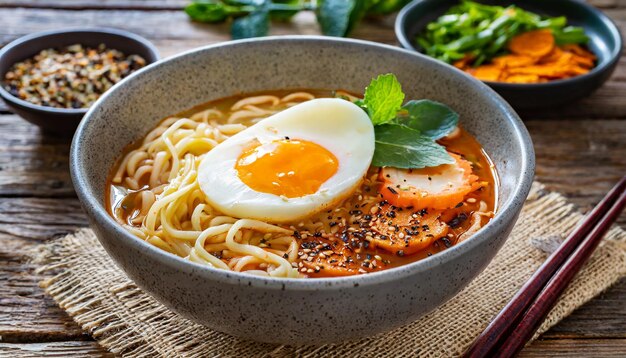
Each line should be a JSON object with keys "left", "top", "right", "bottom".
{"left": 395, "top": 0, "right": 622, "bottom": 109}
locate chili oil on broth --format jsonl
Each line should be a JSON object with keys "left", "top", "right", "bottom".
{"left": 107, "top": 89, "right": 497, "bottom": 278}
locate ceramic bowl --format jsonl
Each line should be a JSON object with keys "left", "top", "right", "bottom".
{"left": 395, "top": 0, "right": 623, "bottom": 110}
{"left": 70, "top": 36, "right": 534, "bottom": 345}
{"left": 0, "top": 28, "right": 160, "bottom": 136}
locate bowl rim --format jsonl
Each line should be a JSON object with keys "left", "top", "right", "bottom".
{"left": 0, "top": 27, "right": 160, "bottom": 115}
{"left": 71, "top": 35, "right": 535, "bottom": 291}
{"left": 394, "top": 0, "right": 624, "bottom": 88}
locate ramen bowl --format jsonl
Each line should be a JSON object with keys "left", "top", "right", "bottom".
{"left": 70, "top": 36, "right": 534, "bottom": 345}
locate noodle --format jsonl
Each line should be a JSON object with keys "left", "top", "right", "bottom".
{"left": 112, "top": 94, "right": 318, "bottom": 278}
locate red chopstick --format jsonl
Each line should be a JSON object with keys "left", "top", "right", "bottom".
{"left": 496, "top": 188, "right": 626, "bottom": 356}
{"left": 464, "top": 175, "right": 626, "bottom": 358}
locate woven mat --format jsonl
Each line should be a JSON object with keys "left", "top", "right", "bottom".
{"left": 33, "top": 182, "right": 626, "bottom": 357}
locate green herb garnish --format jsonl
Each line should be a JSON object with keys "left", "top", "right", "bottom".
{"left": 362, "top": 73, "right": 405, "bottom": 125}
{"left": 355, "top": 74, "right": 458, "bottom": 169}
{"left": 185, "top": 0, "right": 412, "bottom": 39}
{"left": 416, "top": 0, "right": 589, "bottom": 64}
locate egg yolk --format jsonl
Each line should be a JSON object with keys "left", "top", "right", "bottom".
{"left": 236, "top": 139, "right": 338, "bottom": 198}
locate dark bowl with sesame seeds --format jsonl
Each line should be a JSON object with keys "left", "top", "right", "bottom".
{"left": 0, "top": 28, "right": 159, "bottom": 136}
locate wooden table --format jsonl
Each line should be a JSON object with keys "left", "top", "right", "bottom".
{"left": 0, "top": 1, "right": 624, "bottom": 356}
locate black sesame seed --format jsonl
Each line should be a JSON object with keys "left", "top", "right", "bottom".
{"left": 448, "top": 213, "right": 469, "bottom": 228}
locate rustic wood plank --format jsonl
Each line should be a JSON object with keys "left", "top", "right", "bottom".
{"left": 0, "top": 0, "right": 186, "bottom": 10}
{"left": 544, "top": 277, "right": 626, "bottom": 338}
{"left": 0, "top": 115, "right": 74, "bottom": 197}
{"left": 0, "top": 234, "right": 87, "bottom": 343}
{"left": 0, "top": 2, "right": 624, "bottom": 355}
{"left": 0, "top": 198, "right": 87, "bottom": 343}
{"left": 0, "top": 341, "right": 112, "bottom": 357}
{"left": 2, "top": 339, "right": 626, "bottom": 358}
{"left": 521, "top": 338, "right": 626, "bottom": 357}
{"left": 527, "top": 118, "right": 626, "bottom": 228}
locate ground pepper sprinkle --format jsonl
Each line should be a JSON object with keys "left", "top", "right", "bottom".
{"left": 3, "top": 44, "right": 146, "bottom": 109}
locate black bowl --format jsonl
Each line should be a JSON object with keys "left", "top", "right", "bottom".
{"left": 0, "top": 28, "right": 160, "bottom": 136}
{"left": 395, "top": 0, "right": 623, "bottom": 110}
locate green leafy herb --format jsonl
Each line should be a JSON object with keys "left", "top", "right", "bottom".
{"left": 416, "top": 0, "right": 589, "bottom": 64}
{"left": 363, "top": 73, "right": 405, "bottom": 125}
{"left": 185, "top": 0, "right": 410, "bottom": 39}
{"left": 185, "top": 1, "right": 249, "bottom": 23}
{"left": 270, "top": 0, "right": 301, "bottom": 21}
{"left": 231, "top": 2, "right": 270, "bottom": 39}
{"left": 354, "top": 73, "right": 456, "bottom": 169}
{"left": 316, "top": 0, "right": 358, "bottom": 37}
{"left": 372, "top": 124, "right": 454, "bottom": 169}
{"left": 395, "top": 100, "right": 458, "bottom": 140}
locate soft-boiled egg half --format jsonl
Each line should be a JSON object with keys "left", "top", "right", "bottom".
{"left": 197, "top": 98, "right": 375, "bottom": 223}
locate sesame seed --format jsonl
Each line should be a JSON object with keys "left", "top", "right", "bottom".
{"left": 467, "top": 198, "right": 477, "bottom": 203}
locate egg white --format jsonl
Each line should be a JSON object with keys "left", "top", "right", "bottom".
{"left": 197, "top": 98, "right": 375, "bottom": 223}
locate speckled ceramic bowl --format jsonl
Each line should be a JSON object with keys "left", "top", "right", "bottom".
{"left": 70, "top": 36, "right": 534, "bottom": 345}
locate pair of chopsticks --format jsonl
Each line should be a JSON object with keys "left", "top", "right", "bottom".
{"left": 464, "top": 175, "right": 626, "bottom": 358}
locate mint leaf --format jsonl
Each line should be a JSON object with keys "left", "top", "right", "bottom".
{"left": 373, "top": 124, "right": 455, "bottom": 168}
{"left": 231, "top": 3, "right": 269, "bottom": 39}
{"left": 395, "top": 100, "right": 459, "bottom": 140}
{"left": 316, "top": 0, "right": 357, "bottom": 37}
{"left": 363, "top": 74, "right": 405, "bottom": 125}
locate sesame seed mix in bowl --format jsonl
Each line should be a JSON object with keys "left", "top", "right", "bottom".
{"left": 3, "top": 44, "right": 146, "bottom": 109}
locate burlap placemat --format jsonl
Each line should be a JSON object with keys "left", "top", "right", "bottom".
{"left": 34, "top": 182, "right": 626, "bottom": 357}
